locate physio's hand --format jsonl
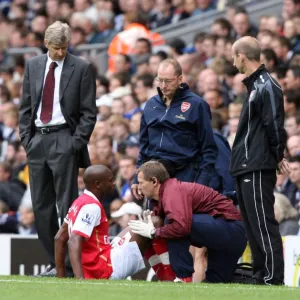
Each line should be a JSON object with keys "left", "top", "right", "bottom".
{"left": 131, "top": 184, "right": 144, "bottom": 200}
{"left": 129, "top": 215, "right": 155, "bottom": 239}
{"left": 277, "top": 158, "right": 291, "bottom": 176}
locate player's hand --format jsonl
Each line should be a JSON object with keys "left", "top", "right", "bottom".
{"left": 277, "top": 158, "right": 291, "bottom": 176}
{"left": 129, "top": 215, "right": 155, "bottom": 239}
{"left": 131, "top": 184, "right": 144, "bottom": 200}
{"left": 138, "top": 210, "right": 152, "bottom": 223}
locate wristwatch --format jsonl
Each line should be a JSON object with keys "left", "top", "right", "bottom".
{"left": 150, "top": 228, "right": 156, "bottom": 239}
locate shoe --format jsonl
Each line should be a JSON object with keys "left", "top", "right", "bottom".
{"left": 174, "top": 277, "right": 193, "bottom": 283}
{"left": 35, "top": 266, "right": 57, "bottom": 277}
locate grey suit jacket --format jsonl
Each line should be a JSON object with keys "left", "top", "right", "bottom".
{"left": 19, "top": 52, "right": 97, "bottom": 168}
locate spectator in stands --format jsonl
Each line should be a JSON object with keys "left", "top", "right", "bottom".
{"left": 257, "top": 30, "right": 276, "bottom": 50}
{"left": 203, "top": 88, "right": 223, "bottom": 110}
{"left": 149, "top": 51, "right": 168, "bottom": 76}
{"left": 111, "top": 201, "right": 142, "bottom": 229}
{"left": 283, "top": 89, "right": 300, "bottom": 116}
{"left": 31, "top": 15, "right": 48, "bottom": 34}
{"left": 108, "top": 12, "right": 164, "bottom": 73}
{"left": 285, "top": 114, "right": 300, "bottom": 137}
{"left": 0, "top": 200, "right": 18, "bottom": 233}
{"left": 282, "top": 0, "right": 300, "bottom": 21}
{"left": 70, "top": 27, "right": 86, "bottom": 50}
{"left": 272, "top": 36, "right": 293, "bottom": 68}
{"left": 0, "top": 161, "right": 26, "bottom": 211}
{"left": 129, "top": 112, "right": 142, "bottom": 139}
{"left": 108, "top": 198, "right": 124, "bottom": 236}
{"left": 232, "top": 11, "right": 258, "bottom": 39}
{"left": 167, "top": 38, "right": 186, "bottom": 60}
{"left": 122, "top": 93, "right": 141, "bottom": 119}
{"left": 124, "top": 135, "right": 140, "bottom": 160}
{"left": 287, "top": 135, "right": 300, "bottom": 157}
{"left": 96, "top": 94, "right": 113, "bottom": 120}
{"left": 274, "top": 192, "right": 299, "bottom": 236}
{"left": 117, "top": 156, "right": 137, "bottom": 202}
{"left": 284, "top": 67, "right": 300, "bottom": 90}
{"left": 260, "top": 49, "right": 278, "bottom": 73}
{"left": 134, "top": 74, "right": 155, "bottom": 109}
{"left": 18, "top": 202, "right": 37, "bottom": 235}
{"left": 211, "top": 18, "right": 232, "bottom": 38}
{"left": 96, "top": 136, "right": 118, "bottom": 173}
{"left": 285, "top": 156, "right": 300, "bottom": 210}
{"left": 151, "top": 0, "right": 174, "bottom": 29}
{"left": 93, "top": 10, "right": 117, "bottom": 44}
{"left": 193, "top": 0, "right": 216, "bottom": 16}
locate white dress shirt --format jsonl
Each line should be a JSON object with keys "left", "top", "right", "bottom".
{"left": 35, "top": 53, "right": 67, "bottom": 127}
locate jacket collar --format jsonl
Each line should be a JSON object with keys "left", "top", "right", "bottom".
{"left": 157, "top": 83, "right": 190, "bottom": 105}
{"left": 242, "top": 64, "right": 266, "bottom": 92}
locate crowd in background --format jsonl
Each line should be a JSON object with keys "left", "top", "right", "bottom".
{"left": 0, "top": 0, "right": 299, "bottom": 237}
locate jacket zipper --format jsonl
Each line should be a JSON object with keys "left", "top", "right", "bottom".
{"left": 159, "top": 107, "right": 169, "bottom": 149}
{"left": 244, "top": 92, "right": 253, "bottom": 160}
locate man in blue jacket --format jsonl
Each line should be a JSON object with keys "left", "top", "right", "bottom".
{"left": 131, "top": 58, "right": 218, "bottom": 199}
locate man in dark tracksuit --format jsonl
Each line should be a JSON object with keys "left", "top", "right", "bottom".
{"left": 131, "top": 59, "right": 217, "bottom": 193}
{"left": 131, "top": 58, "right": 218, "bottom": 281}
{"left": 230, "top": 37, "right": 291, "bottom": 285}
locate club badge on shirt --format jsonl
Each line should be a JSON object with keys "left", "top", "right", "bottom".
{"left": 181, "top": 102, "right": 191, "bottom": 113}
{"left": 81, "top": 213, "right": 95, "bottom": 225}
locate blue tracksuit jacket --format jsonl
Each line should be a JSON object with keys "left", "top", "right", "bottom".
{"left": 136, "top": 84, "right": 218, "bottom": 186}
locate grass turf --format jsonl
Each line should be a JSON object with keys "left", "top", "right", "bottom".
{"left": 0, "top": 276, "right": 300, "bottom": 300}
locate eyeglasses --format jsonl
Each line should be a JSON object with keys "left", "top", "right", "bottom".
{"left": 155, "top": 77, "right": 179, "bottom": 85}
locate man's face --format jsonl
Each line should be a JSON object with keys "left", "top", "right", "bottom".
{"left": 45, "top": 41, "right": 69, "bottom": 61}
{"left": 287, "top": 136, "right": 300, "bottom": 156}
{"left": 156, "top": 64, "right": 182, "bottom": 99}
{"left": 96, "top": 139, "right": 112, "bottom": 159}
{"left": 138, "top": 171, "right": 156, "bottom": 199}
{"left": 289, "top": 162, "right": 300, "bottom": 184}
{"left": 135, "top": 41, "right": 150, "bottom": 55}
{"left": 149, "top": 56, "right": 161, "bottom": 76}
{"left": 233, "top": 13, "right": 249, "bottom": 36}
{"left": 204, "top": 90, "right": 222, "bottom": 109}
{"left": 232, "top": 50, "right": 245, "bottom": 74}
{"left": 285, "top": 117, "right": 299, "bottom": 137}
{"left": 284, "top": 69, "right": 298, "bottom": 90}
{"left": 119, "top": 159, "right": 136, "bottom": 181}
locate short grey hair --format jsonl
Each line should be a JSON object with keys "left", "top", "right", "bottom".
{"left": 44, "top": 21, "right": 71, "bottom": 45}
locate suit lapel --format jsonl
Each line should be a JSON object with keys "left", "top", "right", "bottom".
{"left": 59, "top": 53, "right": 75, "bottom": 101}
{"left": 35, "top": 55, "right": 47, "bottom": 105}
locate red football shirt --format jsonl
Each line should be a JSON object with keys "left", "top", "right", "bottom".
{"left": 65, "top": 190, "right": 113, "bottom": 279}
{"left": 154, "top": 179, "right": 242, "bottom": 239}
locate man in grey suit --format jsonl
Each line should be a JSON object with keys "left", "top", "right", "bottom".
{"left": 19, "top": 21, "right": 97, "bottom": 275}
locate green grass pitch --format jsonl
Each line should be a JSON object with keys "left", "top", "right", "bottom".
{"left": 1, "top": 276, "right": 300, "bottom": 300}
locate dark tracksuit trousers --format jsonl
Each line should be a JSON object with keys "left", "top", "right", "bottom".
{"left": 236, "top": 169, "right": 284, "bottom": 284}
{"left": 167, "top": 214, "right": 247, "bottom": 282}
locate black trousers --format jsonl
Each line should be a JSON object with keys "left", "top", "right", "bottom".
{"left": 236, "top": 169, "right": 284, "bottom": 284}
{"left": 27, "top": 128, "right": 79, "bottom": 268}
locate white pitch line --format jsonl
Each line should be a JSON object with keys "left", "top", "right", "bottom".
{"left": 0, "top": 279, "right": 299, "bottom": 292}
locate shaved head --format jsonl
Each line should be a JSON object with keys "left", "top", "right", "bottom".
{"left": 232, "top": 36, "right": 261, "bottom": 61}
{"left": 83, "top": 165, "right": 113, "bottom": 187}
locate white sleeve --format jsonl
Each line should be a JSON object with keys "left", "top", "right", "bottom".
{"left": 71, "top": 203, "right": 101, "bottom": 239}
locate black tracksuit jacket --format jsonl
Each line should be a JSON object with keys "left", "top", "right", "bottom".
{"left": 230, "top": 65, "right": 287, "bottom": 177}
